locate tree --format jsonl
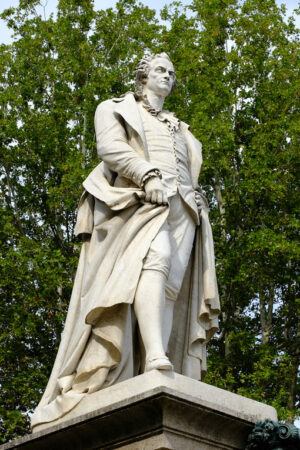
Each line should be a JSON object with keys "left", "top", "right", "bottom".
{"left": 0, "top": 0, "right": 298, "bottom": 442}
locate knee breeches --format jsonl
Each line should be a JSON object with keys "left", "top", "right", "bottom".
{"left": 143, "top": 194, "right": 196, "bottom": 302}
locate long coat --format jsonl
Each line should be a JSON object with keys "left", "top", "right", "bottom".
{"left": 31, "top": 94, "right": 220, "bottom": 429}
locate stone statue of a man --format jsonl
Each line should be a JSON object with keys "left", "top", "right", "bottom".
{"left": 31, "top": 53, "right": 220, "bottom": 429}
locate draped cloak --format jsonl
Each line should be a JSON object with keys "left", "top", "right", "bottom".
{"left": 31, "top": 94, "right": 220, "bottom": 429}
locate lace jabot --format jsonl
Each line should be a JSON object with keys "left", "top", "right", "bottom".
{"left": 141, "top": 96, "right": 180, "bottom": 132}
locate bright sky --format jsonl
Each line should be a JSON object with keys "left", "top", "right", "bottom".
{"left": 0, "top": 0, "right": 299, "bottom": 44}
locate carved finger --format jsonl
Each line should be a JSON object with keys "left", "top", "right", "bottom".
{"left": 157, "top": 192, "right": 163, "bottom": 204}
{"left": 151, "top": 191, "right": 158, "bottom": 204}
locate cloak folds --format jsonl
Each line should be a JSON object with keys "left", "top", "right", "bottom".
{"left": 31, "top": 164, "right": 220, "bottom": 429}
{"left": 31, "top": 92, "right": 220, "bottom": 428}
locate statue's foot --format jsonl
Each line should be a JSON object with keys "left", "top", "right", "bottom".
{"left": 145, "top": 355, "right": 173, "bottom": 372}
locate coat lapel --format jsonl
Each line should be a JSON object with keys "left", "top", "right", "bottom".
{"left": 180, "top": 121, "right": 203, "bottom": 188}
{"left": 114, "top": 94, "right": 148, "bottom": 153}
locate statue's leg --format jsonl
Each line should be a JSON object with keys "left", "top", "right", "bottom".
{"left": 163, "top": 298, "right": 175, "bottom": 352}
{"left": 134, "top": 223, "right": 173, "bottom": 371}
{"left": 134, "top": 269, "right": 172, "bottom": 371}
{"left": 163, "top": 195, "right": 196, "bottom": 352}
{"left": 135, "top": 195, "right": 196, "bottom": 371}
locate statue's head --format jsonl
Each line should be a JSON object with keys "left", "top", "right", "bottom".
{"left": 134, "top": 53, "right": 178, "bottom": 99}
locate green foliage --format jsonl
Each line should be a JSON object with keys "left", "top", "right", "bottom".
{"left": 0, "top": 0, "right": 298, "bottom": 442}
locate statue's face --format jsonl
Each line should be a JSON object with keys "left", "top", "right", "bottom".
{"left": 145, "top": 57, "right": 175, "bottom": 98}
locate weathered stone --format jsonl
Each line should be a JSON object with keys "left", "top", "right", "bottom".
{"left": 32, "top": 52, "right": 220, "bottom": 430}
{"left": 2, "top": 371, "right": 277, "bottom": 450}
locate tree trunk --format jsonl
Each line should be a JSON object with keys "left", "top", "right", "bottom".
{"left": 259, "top": 284, "right": 274, "bottom": 345}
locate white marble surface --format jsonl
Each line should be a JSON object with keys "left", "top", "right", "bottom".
{"left": 31, "top": 53, "right": 220, "bottom": 430}
{"left": 34, "top": 370, "right": 277, "bottom": 433}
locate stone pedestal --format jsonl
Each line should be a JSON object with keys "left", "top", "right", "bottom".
{"left": 1, "top": 371, "right": 277, "bottom": 450}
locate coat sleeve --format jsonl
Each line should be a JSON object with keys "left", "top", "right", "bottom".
{"left": 95, "top": 101, "right": 157, "bottom": 187}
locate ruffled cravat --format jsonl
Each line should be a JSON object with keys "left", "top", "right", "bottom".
{"left": 141, "top": 97, "right": 180, "bottom": 132}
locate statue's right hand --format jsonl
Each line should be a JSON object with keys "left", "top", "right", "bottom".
{"left": 144, "top": 177, "right": 168, "bottom": 205}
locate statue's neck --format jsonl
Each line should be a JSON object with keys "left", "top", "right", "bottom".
{"left": 142, "top": 89, "right": 165, "bottom": 111}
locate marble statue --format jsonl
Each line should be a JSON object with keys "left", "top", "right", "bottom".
{"left": 31, "top": 53, "right": 220, "bottom": 429}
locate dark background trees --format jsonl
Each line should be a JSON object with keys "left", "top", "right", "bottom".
{"left": 0, "top": 0, "right": 299, "bottom": 442}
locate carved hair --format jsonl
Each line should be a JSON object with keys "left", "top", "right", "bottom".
{"left": 134, "top": 52, "right": 178, "bottom": 99}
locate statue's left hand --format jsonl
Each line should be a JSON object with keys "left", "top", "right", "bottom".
{"left": 194, "top": 190, "right": 209, "bottom": 212}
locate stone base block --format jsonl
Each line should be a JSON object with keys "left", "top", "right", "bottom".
{"left": 1, "top": 371, "right": 277, "bottom": 450}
